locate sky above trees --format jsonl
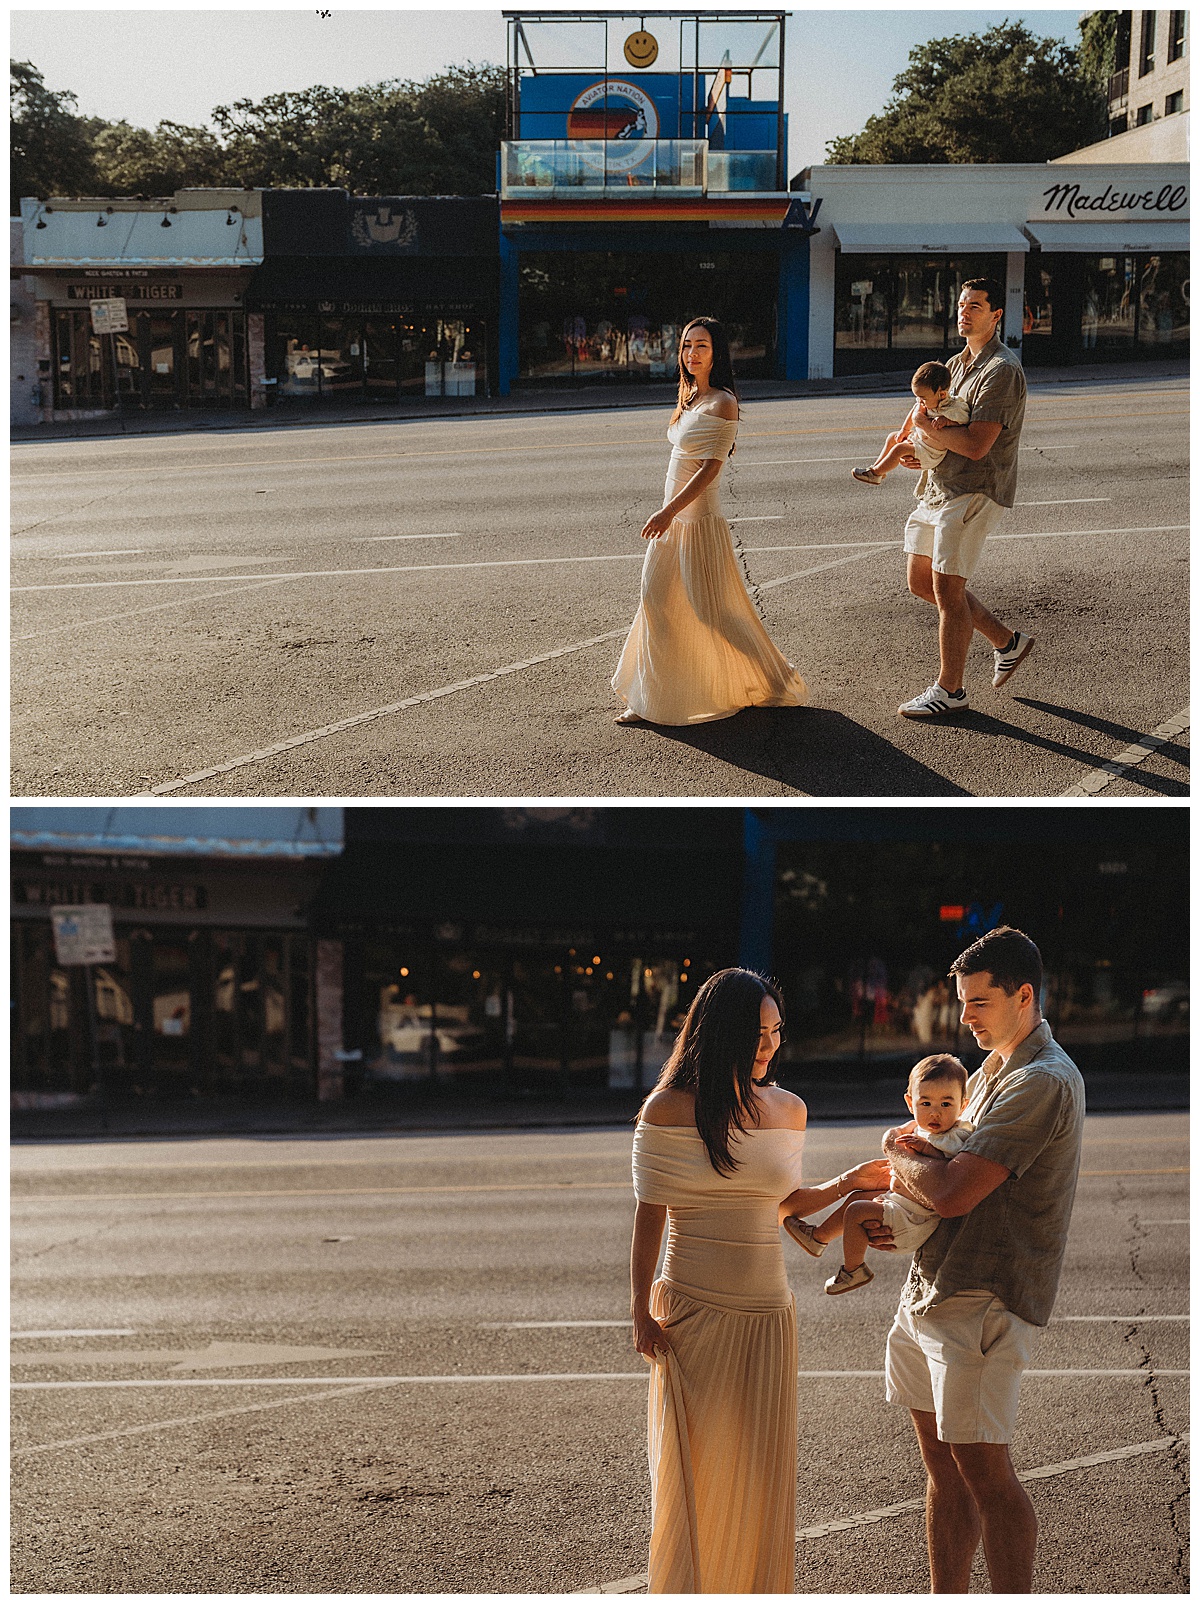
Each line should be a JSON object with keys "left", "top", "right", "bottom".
{"left": 11, "top": 6, "right": 1086, "bottom": 174}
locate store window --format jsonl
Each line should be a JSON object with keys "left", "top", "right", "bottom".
{"left": 268, "top": 313, "right": 488, "bottom": 400}
{"left": 518, "top": 249, "right": 777, "bottom": 382}
{"left": 834, "top": 254, "right": 1005, "bottom": 369}
{"left": 54, "top": 308, "right": 247, "bottom": 411}
{"left": 350, "top": 933, "right": 717, "bottom": 1095}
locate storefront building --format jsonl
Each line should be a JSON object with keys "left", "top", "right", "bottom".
{"left": 246, "top": 191, "right": 500, "bottom": 403}
{"left": 498, "top": 11, "right": 815, "bottom": 391}
{"left": 19, "top": 190, "right": 265, "bottom": 418}
{"left": 801, "top": 161, "right": 1189, "bottom": 378}
{"left": 10, "top": 808, "right": 342, "bottom": 1107}
{"left": 314, "top": 808, "right": 745, "bottom": 1096}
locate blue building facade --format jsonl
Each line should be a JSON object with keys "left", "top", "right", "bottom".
{"left": 497, "top": 11, "right": 813, "bottom": 392}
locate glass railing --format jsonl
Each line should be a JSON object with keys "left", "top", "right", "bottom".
{"left": 501, "top": 141, "right": 781, "bottom": 196}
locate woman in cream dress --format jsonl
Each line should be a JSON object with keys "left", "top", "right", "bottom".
{"left": 630, "top": 969, "right": 889, "bottom": 1593}
{"left": 612, "top": 318, "right": 806, "bottom": 726}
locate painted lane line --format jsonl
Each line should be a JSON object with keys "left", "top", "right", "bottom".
{"left": 13, "top": 553, "right": 645, "bottom": 594}
{"left": 12, "top": 1328, "right": 137, "bottom": 1339}
{"left": 16, "top": 1166, "right": 1181, "bottom": 1206}
{"left": 136, "top": 547, "right": 886, "bottom": 795}
{"left": 12, "top": 1377, "right": 405, "bottom": 1457}
{"left": 43, "top": 548, "right": 146, "bottom": 559}
{"left": 481, "top": 1321, "right": 632, "bottom": 1329}
{"left": 1059, "top": 704, "right": 1189, "bottom": 797}
{"left": 1056, "top": 1314, "right": 1188, "bottom": 1321}
{"left": 576, "top": 1434, "right": 1190, "bottom": 1592}
{"left": 14, "top": 1180, "right": 633, "bottom": 1203}
{"left": 16, "top": 524, "right": 1186, "bottom": 596}
{"left": 13, "top": 1368, "right": 1187, "bottom": 1391}
{"left": 12, "top": 576, "right": 292, "bottom": 643}
{"left": 727, "top": 515, "right": 785, "bottom": 522}
{"left": 357, "top": 532, "right": 464, "bottom": 542}
{"left": 1017, "top": 498, "right": 1110, "bottom": 506}
{"left": 1137, "top": 1219, "right": 1189, "bottom": 1225}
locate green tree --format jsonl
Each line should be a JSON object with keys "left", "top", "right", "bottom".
{"left": 212, "top": 64, "right": 506, "bottom": 193}
{"left": 1077, "top": 10, "right": 1118, "bottom": 90}
{"left": 10, "top": 59, "right": 97, "bottom": 212}
{"left": 91, "top": 119, "right": 227, "bottom": 196}
{"left": 825, "top": 21, "right": 1107, "bottom": 164}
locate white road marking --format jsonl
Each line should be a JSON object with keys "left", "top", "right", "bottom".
{"left": 13, "top": 1367, "right": 1187, "bottom": 1391}
{"left": 1017, "top": 498, "right": 1110, "bottom": 506}
{"left": 11, "top": 576, "right": 292, "bottom": 642}
{"left": 482, "top": 1321, "right": 632, "bottom": 1329}
{"left": 14, "top": 525, "right": 1187, "bottom": 596}
{"left": 357, "top": 532, "right": 464, "bottom": 542}
{"left": 577, "top": 1434, "right": 1190, "bottom": 1591}
{"left": 1060, "top": 704, "right": 1189, "bottom": 797}
{"left": 12, "top": 1377, "right": 405, "bottom": 1457}
{"left": 136, "top": 548, "right": 885, "bottom": 795}
{"left": 45, "top": 548, "right": 146, "bottom": 559}
{"left": 727, "top": 515, "right": 785, "bottom": 522}
{"left": 12, "top": 1328, "right": 137, "bottom": 1339}
{"left": 1138, "top": 1219, "right": 1189, "bottom": 1225}
{"left": 1056, "top": 1314, "right": 1188, "bottom": 1321}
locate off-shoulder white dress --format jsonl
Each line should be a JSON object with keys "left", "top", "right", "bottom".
{"left": 632, "top": 1121, "right": 806, "bottom": 1593}
{"left": 612, "top": 407, "right": 807, "bottom": 725}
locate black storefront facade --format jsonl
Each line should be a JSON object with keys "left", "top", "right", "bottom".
{"left": 10, "top": 809, "right": 341, "bottom": 1108}
{"left": 314, "top": 809, "right": 746, "bottom": 1098}
{"left": 248, "top": 192, "right": 501, "bottom": 404}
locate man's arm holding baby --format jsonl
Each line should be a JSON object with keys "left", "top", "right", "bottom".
{"left": 884, "top": 1128, "right": 1011, "bottom": 1217}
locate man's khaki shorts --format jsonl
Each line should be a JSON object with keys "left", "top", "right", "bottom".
{"left": 885, "top": 1289, "right": 1040, "bottom": 1443}
{"left": 904, "top": 492, "right": 1007, "bottom": 581}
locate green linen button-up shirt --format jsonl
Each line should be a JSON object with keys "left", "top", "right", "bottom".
{"left": 901, "top": 1020, "right": 1086, "bottom": 1327}
{"left": 929, "top": 334, "right": 1027, "bottom": 509}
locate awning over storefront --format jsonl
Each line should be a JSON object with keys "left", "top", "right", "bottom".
{"left": 831, "top": 222, "right": 1028, "bottom": 253}
{"left": 1023, "top": 220, "right": 1190, "bottom": 252}
{"left": 10, "top": 807, "right": 344, "bottom": 859}
{"left": 244, "top": 255, "right": 497, "bottom": 312}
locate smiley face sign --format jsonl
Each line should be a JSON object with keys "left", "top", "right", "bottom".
{"left": 624, "top": 30, "right": 659, "bottom": 68}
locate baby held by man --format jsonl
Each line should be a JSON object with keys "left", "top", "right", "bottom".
{"left": 785, "top": 1054, "right": 973, "bottom": 1294}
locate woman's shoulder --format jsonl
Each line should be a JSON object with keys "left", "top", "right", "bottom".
{"left": 697, "top": 389, "right": 739, "bottom": 421}
{"left": 754, "top": 1085, "right": 807, "bottom": 1131}
{"left": 640, "top": 1087, "right": 696, "bottom": 1127}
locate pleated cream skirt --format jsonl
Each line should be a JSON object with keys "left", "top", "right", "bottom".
{"left": 646, "top": 1280, "right": 798, "bottom": 1594}
{"left": 611, "top": 513, "right": 807, "bottom": 726}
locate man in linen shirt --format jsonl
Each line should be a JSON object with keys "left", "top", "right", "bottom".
{"left": 872, "top": 925, "right": 1085, "bottom": 1593}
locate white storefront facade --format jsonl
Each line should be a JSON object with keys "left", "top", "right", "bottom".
{"left": 800, "top": 162, "right": 1189, "bottom": 380}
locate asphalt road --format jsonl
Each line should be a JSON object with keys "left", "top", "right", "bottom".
{"left": 10, "top": 376, "right": 1189, "bottom": 798}
{"left": 11, "top": 1111, "right": 1188, "bottom": 1594}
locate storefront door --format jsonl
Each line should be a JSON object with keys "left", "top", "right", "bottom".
{"left": 144, "top": 314, "right": 183, "bottom": 406}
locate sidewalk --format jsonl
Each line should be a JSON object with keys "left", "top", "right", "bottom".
{"left": 11, "top": 358, "right": 1187, "bottom": 444}
{"left": 10, "top": 1067, "right": 1187, "bottom": 1142}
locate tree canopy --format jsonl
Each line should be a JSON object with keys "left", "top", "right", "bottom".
{"left": 825, "top": 20, "right": 1108, "bottom": 165}
{"left": 10, "top": 59, "right": 505, "bottom": 213}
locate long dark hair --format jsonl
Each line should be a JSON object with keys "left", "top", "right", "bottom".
{"left": 670, "top": 316, "right": 740, "bottom": 429}
{"left": 649, "top": 967, "right": 783, "bottom": 1175}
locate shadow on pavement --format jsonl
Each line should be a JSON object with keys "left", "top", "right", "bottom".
{"left": 1015, "top": 698, "right": 1190, "bottom": 768}
{"left": 639, "top": 707, "right": 973, "bottom": 797}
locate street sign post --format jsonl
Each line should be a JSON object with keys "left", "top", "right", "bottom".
{"left": 50, "top": 904, "right": 116, "bottom": 966}
{"left": 89, "top": 299, "right": 129, "bottom": 423}
{"left": 50, "top": 905, "right": 116, "bottom": 1127}
{"left": 89, "top": 298, "right": 129, "bottom": 335}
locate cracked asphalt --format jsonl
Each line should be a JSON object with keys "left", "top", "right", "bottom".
{"left": 10, "top": 1111, "right": 1188, "bottom": 1593}
{"left": 10, "top": 375, "right": 1188, "bottom": 798}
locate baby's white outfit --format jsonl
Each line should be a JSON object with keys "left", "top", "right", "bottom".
{"left": 911, "top": 393, "right": 971, "bottom": 502}
{"left": 879, "top": 1118, "right": 975, "bottom": 1254}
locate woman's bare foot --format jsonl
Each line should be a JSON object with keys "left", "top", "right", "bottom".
{"left": 615, "top": 709, "right": 645, "bottom": 725}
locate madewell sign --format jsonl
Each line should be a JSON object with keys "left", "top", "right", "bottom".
{"left": 1033, "top": 180, "right": 1189, "bottom": 222}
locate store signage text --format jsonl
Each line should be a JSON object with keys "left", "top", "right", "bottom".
{"left": 15, "top": 879, "right": 208, "bottom": 912}
{"left": 1038, "top": 181, "right": 1188, "bottom": 220}
{"left": 69, "top": 282, "right": 184, "bottom": 301}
